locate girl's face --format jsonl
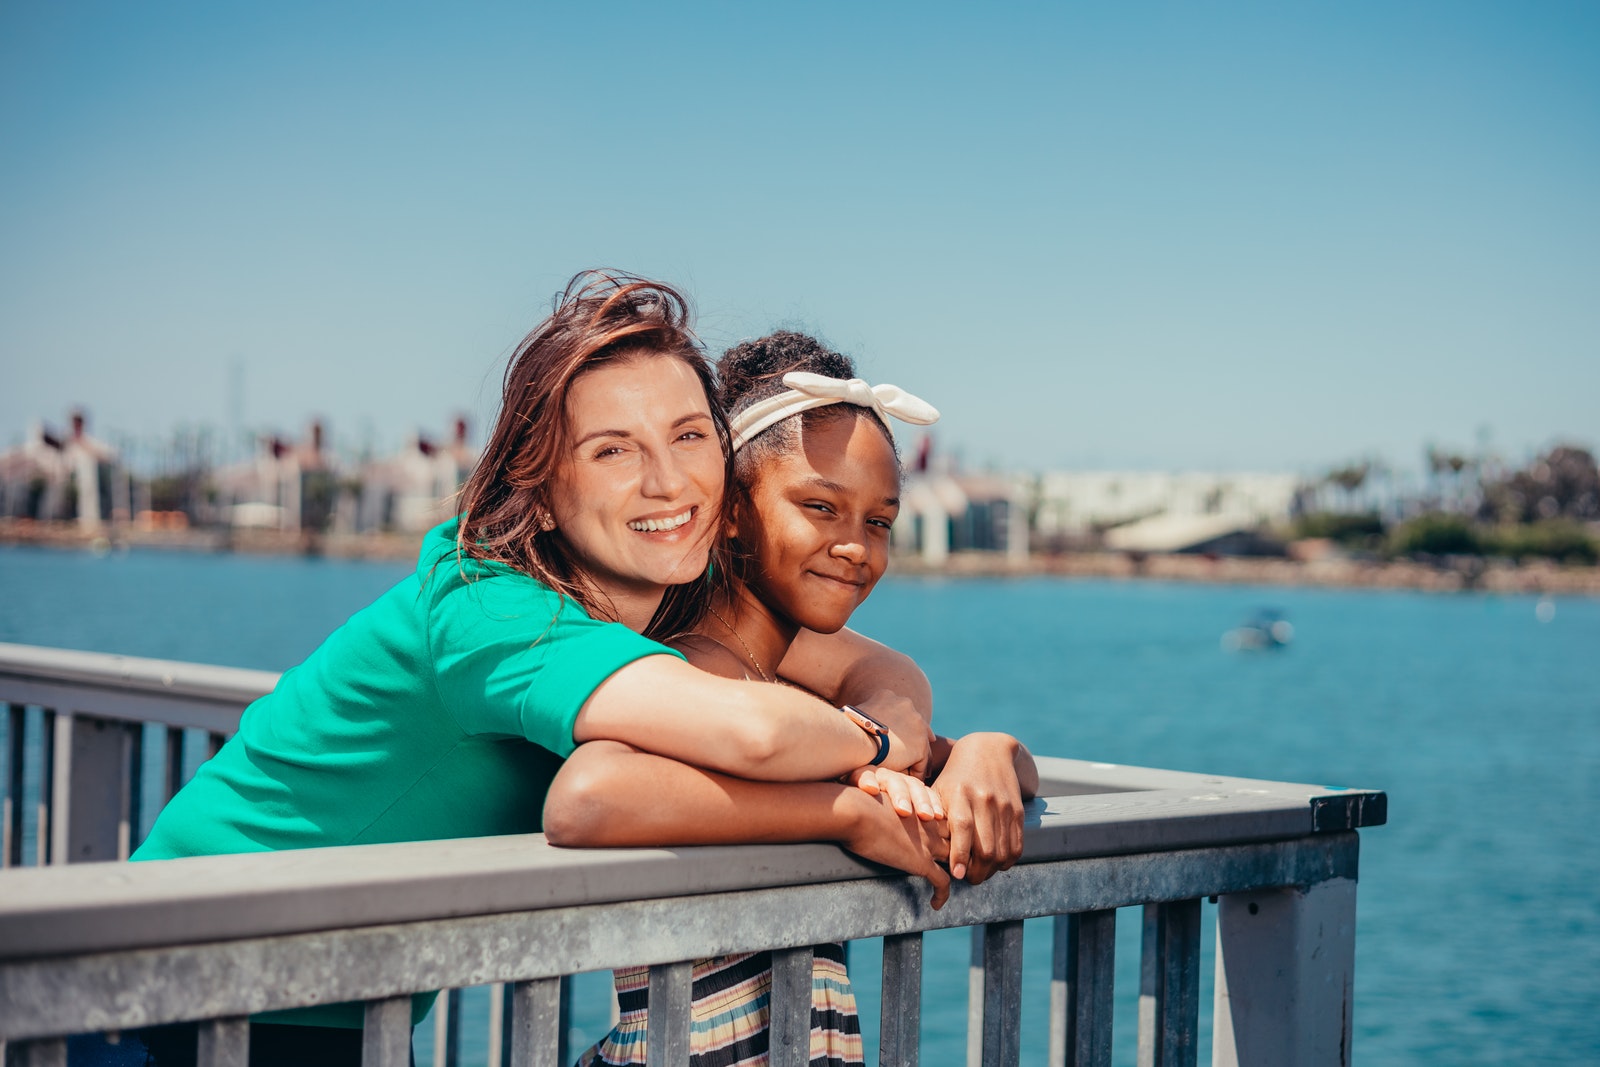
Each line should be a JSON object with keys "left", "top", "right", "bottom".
{"left": 548, "top": 354, "right": 725, "bottom": 617}
{"left": 737, "top": 414, "right": 900, "bottom": 634}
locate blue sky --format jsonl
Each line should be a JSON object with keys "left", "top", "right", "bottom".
{"left": 2, "top": 2, "right": 1595, "bottom": 475}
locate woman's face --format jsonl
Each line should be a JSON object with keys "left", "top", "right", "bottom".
{"left": 548, "top": 354, "right": 725, "bottom": 615}
{"left": 737, "top": 413, "right": 900, "bottom": 634}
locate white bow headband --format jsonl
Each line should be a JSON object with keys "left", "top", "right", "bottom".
{"left": 728, "top": 371, "right": 940, "bottom": 452}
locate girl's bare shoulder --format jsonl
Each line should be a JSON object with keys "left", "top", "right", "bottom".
{"left": 667, "top": 633, "right": 755, "bottom": 681}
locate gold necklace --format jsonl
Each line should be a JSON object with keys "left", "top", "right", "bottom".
{"left": 706, "top": 606, "right": 774, "bottom": 683}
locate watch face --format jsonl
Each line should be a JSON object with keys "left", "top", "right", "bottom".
{"left": 843, "top": 705, "right": 883, "bottom": 735}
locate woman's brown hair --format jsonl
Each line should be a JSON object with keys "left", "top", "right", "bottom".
{"left": 456, "top": 270, "right": 732, "bottom": 639}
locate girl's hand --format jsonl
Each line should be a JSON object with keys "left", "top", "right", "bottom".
{"left": 848, "top": 767, "right": 946, "bottom": 822}
{"left": 841, "top": 789, "right": 953, "bottom": 910}
{"left": 931, "top": 733, "right": 1028, "bottom": 884}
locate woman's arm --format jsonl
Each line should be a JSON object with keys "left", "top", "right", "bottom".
{"left": 544, "top": 740, "right": 953, "bottom": 908}
{"left": 572, "top": 654, "right": 931, "bottom": 782}
{"left": 779, "top": 627, "right": 934, "bottom": 723}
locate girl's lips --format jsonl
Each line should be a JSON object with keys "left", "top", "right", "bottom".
{"left": 809, "top": 570, "right": 867, "bottom": 588}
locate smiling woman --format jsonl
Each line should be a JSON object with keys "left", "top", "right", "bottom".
{"left": 85, "top": 273, "right": 949, "bottom": 1067}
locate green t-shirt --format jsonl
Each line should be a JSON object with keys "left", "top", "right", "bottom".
{"left": 134, "top": 517, "right": 680, "bottom": 1025}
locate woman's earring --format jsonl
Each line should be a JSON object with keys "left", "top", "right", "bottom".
{"left": 536, "top": 509, "right": 556, "bottom": 533}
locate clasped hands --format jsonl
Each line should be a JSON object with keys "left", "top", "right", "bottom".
{"left": 844, "top": 732, "right": 1028, "bottom": 910}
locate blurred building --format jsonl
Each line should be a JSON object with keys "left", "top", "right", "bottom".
{"left": 1033, "top": 471, "right": 1302, "bottom": 554}
{"left": 357, "top": 417, "right": 479, "bottom": 533}
{"left": 213, "top": 421, "right": 334, "bottom": 531}
{"left": 0, "top": 410, "right": 120, "bottom": 529}
{"left": 894, "top": 437, "right": 1030, "bottom": 563}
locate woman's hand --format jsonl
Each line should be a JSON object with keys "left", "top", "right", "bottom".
{"left": 849, "top": 691, "right": 936, "bottom": 778}
{"left": 848, "top": 767, "right": 945, "bottom": 822}
{"left": 931, "top": 733, "right": 1031, "bottom": 884}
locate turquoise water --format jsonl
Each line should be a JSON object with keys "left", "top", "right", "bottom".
{"left": 2, "top": 545, "right": 1597, "bottom": 1065}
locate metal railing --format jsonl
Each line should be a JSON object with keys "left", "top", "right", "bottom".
{"left": 0, "top": 642, "right": 1387, "bottom": 1067}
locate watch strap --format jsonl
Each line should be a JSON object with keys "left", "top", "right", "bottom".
{"left": 840, "top": 704, "right": 891, "bottom": 767}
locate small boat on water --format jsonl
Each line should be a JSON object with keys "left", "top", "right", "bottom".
{"left": 1223, "top": 608, "right": 1294, "bottom": 651}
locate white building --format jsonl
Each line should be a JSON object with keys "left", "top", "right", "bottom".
{"left": 212, "top": 422, "right": 336, "bottom": 532}
{"left": 1032, "top": 470, "right": 1303, "bottom": 553}
{"left": 358, "top": 418, "right": 480, "bottom": 533}
{"left": 894, "top": 436, "right": 1030, "bottom": 563}
{"left": 0, "top": 411, "right": 120, "bottom": 530}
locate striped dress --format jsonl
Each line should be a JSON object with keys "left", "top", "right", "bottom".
{"left": 576, "top": 944, "right": 864, "bottom": 1067}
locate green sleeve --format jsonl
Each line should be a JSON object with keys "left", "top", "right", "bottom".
{"left": 425, "top": 569, "right": 683, "bottom": 757}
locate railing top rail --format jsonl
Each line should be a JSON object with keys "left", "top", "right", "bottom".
{"left": 1, "top": 834, "right": 1363, "bottom": 1043}
{"left": 0, "top": 771, "right": 1383, "bottom": 961}
{"left": 0, "top": 641, "right": 277, "bottom": 707}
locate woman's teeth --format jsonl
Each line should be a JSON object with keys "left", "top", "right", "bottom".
{"left": 628, "top": 509, "right": 692, "bottom": 533}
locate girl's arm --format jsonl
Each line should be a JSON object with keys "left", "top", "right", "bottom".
{"left": 573, "top": 654, "right": 930, "bottom": 782}
{"left": 779, "top": 626, "right": 934, "bottom": 723}
{"left": 544, "top": 740, "right": 953, "bottom": 908}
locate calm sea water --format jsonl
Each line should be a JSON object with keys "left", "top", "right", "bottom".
{"left": 2, "top": 545, "right": 1597, "bottom": 1066}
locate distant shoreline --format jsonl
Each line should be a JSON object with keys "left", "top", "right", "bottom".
{"left": 4, "top": 519, "right": 1597, "bottom": 596}
{"left": 891, "top": 549, "right": 1600, "bottom": 596}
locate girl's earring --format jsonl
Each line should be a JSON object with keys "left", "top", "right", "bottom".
{"left": 536, "top": 509, "right": 556, "bottom": 533}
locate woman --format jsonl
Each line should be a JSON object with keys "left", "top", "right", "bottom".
{"left": 552, "top": 331, "right": 1038, "bottom": 1067}
{"left": 119, "top": 275, "right": 946, "bottom": 1067}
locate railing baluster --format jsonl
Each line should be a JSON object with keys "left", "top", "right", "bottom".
{"left": 1050, "top": 918, "right": 1066, "bottom": 1067}
{"left": 966, "top": 927, "right": 984, "bottom": 1067}
{"left": 197, "top": 1017, "right": 250, "bottom": 1067}
{"left": 487, "top": 982, "right": 506, "bottom": 1067}
{"left": 489, "top": 985, "right": 508, "bottom": 1067}
{"left": 207, "top": 731, "right": 227, "bottom": 760}
{"left": 48, "top": 711, "right": 73, "bottom": 865}
{"left": 443, "top": 988, "right": 463, "bottom": 1067}
{"left": 55, "top": 714, "right": 128, "bottom": 864}
{"left": 37, "top": 709, "right": 55, "bottom": 866}
{"left": 981, "top": 921, "right": 1024, "bottom": 1067}
{"left": 880, "top": 932, "right": 923, "bottom": 1067}
{"left": 363, "top": 996, "right": 413, "bottom": 1067}
{"left": 431, "top": 987, "right": 453, "bottom": 1067}
{"left": 124, "top": 723, "right": 143, "bottom": 857}
{"left": 4, "top": 703, "right": 23, "bottom": 867}
{"left": 506, "top": 978, "right": 562, "bottom": 1067}
{"left": 1137, "top": 900, "right": 1201, "bottom": 1067}
{"left": 557, "top": 975, "right": 571, "bottom": 1066}
{"left": 9, "top": 1037, "right": 66, "bottom": 1067}
{"left": 645, "top": 961, "right": 692, "bottom": 1067}
{"left": 1058, "top": 910, "right": 1116, "bottom": 1067}
{"left": 769, "top": 947, "right": 813, "bottom": 1067}
{"left": 1212, "top": 881, "right": 1358, "bottom": 1067}
{"left": 164, "top": 725, "right": 185, "bottom": 800}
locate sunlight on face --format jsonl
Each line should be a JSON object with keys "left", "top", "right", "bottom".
{"left": 548, "top": 355, "right": 724, "bottom": 621}
{"left": 737, "top": 413, "right": 900, "bottom": 634}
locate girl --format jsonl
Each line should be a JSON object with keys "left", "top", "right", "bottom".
{"left": 121, "top": 276, "right": 946, "bottom": 1067}
{"left": 557, "top": 331, "right": 1038, "bottom": 1067}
